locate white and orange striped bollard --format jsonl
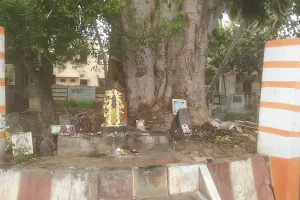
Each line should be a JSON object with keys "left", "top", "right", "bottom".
{"left": 0, "top": 26, "right": 5, "bottom": 162}
{"left": 258, "top": 39, "right": 300, "bottom": 200}
{"left": 0, "top": 26, "right": 5, "bottom": 131}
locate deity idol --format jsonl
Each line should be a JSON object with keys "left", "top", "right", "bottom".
{"left": 103, "top": 89, "right": 125, "bottom": 126}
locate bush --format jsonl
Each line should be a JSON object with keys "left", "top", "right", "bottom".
{"left": 13, "top": 148, "right": 31, "bottom": 163}
{"left": 55, "top": 100, "right": 94, "bottom": 109}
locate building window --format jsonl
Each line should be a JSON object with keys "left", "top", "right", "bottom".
{"left": 70, "top": 79, "right": 76, "bottom": 83}
{"left": 60, "top": 79, "right": 66, "bottom": 82}
{"left": 80, "top": 80, "right": 88, "bottom": 85}
{"left": 80, "top": 74, "right": 84, "bottom": 78}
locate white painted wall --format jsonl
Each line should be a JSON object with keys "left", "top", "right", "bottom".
{"left": 219, "top": 72, "right": 236, "bottom": 96}
{"left": 54, "top": 55, "right": 106, "bottom": 87}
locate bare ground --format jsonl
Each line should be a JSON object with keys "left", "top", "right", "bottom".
{"left": 171, "top": 122, "right": 257, "bottom": 159}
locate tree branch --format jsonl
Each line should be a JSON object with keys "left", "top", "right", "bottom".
{"left": 93, "top": 19, "right": 108, "bottom": 88}
{"left": 207, "top": 21, "right": 246, "bottom": 98}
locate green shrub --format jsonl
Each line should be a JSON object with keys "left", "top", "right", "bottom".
{"left": 13, "top": 148, "right": 31, "bottom": 163}
{"left": 55, "top": 100, "right": 94, "bottom": 109}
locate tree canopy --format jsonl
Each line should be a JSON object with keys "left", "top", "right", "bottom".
{"left": 1, "top": 0, "right": 300, "bottom": 128}
{"left": 0, "top": 0, "right": 125, "bottom": 126}
{"left": 0, "top": 0, "right": 125, "bottom": 66}
{"left": 207, "top": 23, "right": 270, "bottom": 77}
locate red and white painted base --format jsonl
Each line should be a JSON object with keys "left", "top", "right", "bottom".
{"left": 0, "top": 155, "right": 273, "bottom": 200}
{"left": 258, "top": 39, "right": 300, "bottom": 200}
{"left": 0, "top": 26, "right": 5, "bottom": 132}
{"left": 0, "top": 26, "right": 6, "bottom": 163}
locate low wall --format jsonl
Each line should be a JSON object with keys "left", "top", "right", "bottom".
{"left": 0, "top": 155, "right": 274, "bottom": 200}
{"left": 57, "top": 133, "right": 169, "bottom": 156}
{"left": 57, "top": 135, "right": 125, "bottom": 156}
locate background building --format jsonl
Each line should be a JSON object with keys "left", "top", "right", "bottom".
{"left": 54, "top": 54, "right": 106, "bottom": 87}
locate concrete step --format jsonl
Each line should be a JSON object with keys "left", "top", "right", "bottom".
{"left": 125, "top": 131, "right": 169, "bottom": 152}
{"left": 0, "top": 155, "right": 273, "bottom": 200}
{"left": 57, "top": 131, "right": 169, "bottom": 156}
{"left": 138, "top": 192, "right": 209, "bottom": 200}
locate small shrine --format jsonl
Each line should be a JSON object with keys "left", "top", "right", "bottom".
{"left": 102, "top": 89, "right": 127, "bottom": 134}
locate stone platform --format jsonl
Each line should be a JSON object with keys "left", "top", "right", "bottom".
{"left": 57, "top": 131, "right": 169, "bottom": 156}
{"left": 0, "top": 152, "right": 273, "bottom": 200}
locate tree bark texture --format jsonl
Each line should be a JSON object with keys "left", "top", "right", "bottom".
{"left": 23, "top": 58, "right": 58, "bottom": 128}
{"left": 120, "top": 0, "right": 226, "bottom": 129}
{"left": 93, "top": 19, "right": 109, "bottom": 88}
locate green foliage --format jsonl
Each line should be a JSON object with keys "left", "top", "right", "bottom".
{"left": 0, "top": 0, "right": 85, "bottom": 66}
{"left": 207, "top": 23, "right": 271, "bottom": 75}
{"left": 13, "top": 148, "right": 31, "bottom": 163}
{"left": 205, "top": 67, "right": 215, "bottom": 85}
{"left": 0, "top": 0, "right": 125, "bottom": 69}
{"left": 229, "top": 27, "right": 268, "bottom": 74}
{"left": 56, "top": 100, "right": 94, "bottom": 109}
{"left": 223, "top": 112, "right": 256, "bottom": 122}
{"left": 208, "top": 0, "right": 300, "bottom": 77}
{"left": 227, "top": 0, "right": 293, "bottom": 31}
{"left": 4, "top": 133, "right": 14, "bottom": 151}
{"left": 276, "top": 3, "right": 300, "bottom": 38}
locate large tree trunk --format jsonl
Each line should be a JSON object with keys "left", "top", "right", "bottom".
{"left": 23, "top": 58, "right": 58, "bottom": 128}
{"left": 120, "top": 0, "right": 225, "bottom": 130}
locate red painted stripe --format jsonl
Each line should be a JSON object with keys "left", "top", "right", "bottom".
{"left": 0, "top": 106, "right": 5, "bottom": 113}
{"left": 19, "top": 170, "right": 52, "bottom": 200}
{"left": 260, "top": 101, "right": 300, "bottom": 113}
{"left": 251, "top": 155, "right": 274, "bottom": 200}
{"left": 263, "top": 61, "right": 300, "bottom": 68}
{"left": 265, "top": 39, "right": 300, "bottom": 48}
{"left": 261, "top": 81, "right": 300, "bottom": 89}
{"left": 259, "top": 126, "right": 300, "bottom": 138}
{"left": 0, "top": 78, "right": 5, "bottom": 86}
{"left": 270, "top": 157, "right": 300, "bottom": 200}
{"left": 206, "top": 162, "right": 234, "bottom": 200}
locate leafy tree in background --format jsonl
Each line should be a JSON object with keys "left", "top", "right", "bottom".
{"left": 207, "top": 0, "right": 300, "bottom": 93}
{"left": 207, "top": 23, "right": 270, "bottom": 78}
{"left": 0, "top": 0, "right": 124, "bottom": 127}
{"left": 207, "top": 0, "right": 298, "bottom": 96}
{"left": 227, "top": 27, "right": 268, "bottom": 75}
{"left": 0, "top": 0, "right": 298, "bottom": 130}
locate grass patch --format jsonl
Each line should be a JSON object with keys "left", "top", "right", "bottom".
{"left": 55, "top": 100, "right": 94, "bottom": 109}
{"left": 223, "top": 112, "right": 256, "bottom": 121}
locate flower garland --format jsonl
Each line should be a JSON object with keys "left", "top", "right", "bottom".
{"left": 114, "top": 89, "right": 121, "bottom": 126}
{"left": 103, "top": 89, "right": 124, "bottom": 127}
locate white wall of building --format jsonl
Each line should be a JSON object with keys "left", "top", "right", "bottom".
{"left": 54, "top": 55, "right": 106, "bottom": 87}
{"left": 219, "top": 72, "right": 236, "bottom": 96}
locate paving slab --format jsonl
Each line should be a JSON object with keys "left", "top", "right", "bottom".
{"left": 133, "top": 166, "right": 168, "bottom": 198}
{"left": 99, "top": 167, "right": 133, "bottom": 199}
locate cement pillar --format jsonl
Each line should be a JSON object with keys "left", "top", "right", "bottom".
{"left": 0, "top": 26, "right": 5, "bottom": 162}
{"left": 258, "top": 39, "right": 300, "bottom": 200}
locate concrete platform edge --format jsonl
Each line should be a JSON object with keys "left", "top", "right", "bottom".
{"left": 0, "top": 154, "right": 274, "bottom": 200}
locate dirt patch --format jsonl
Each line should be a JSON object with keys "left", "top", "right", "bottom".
{"left": 171, "top": 122, "right": 257, "bottom": 159}
{"left": 80, "top": 153, "right": 108, "bottom": 158}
